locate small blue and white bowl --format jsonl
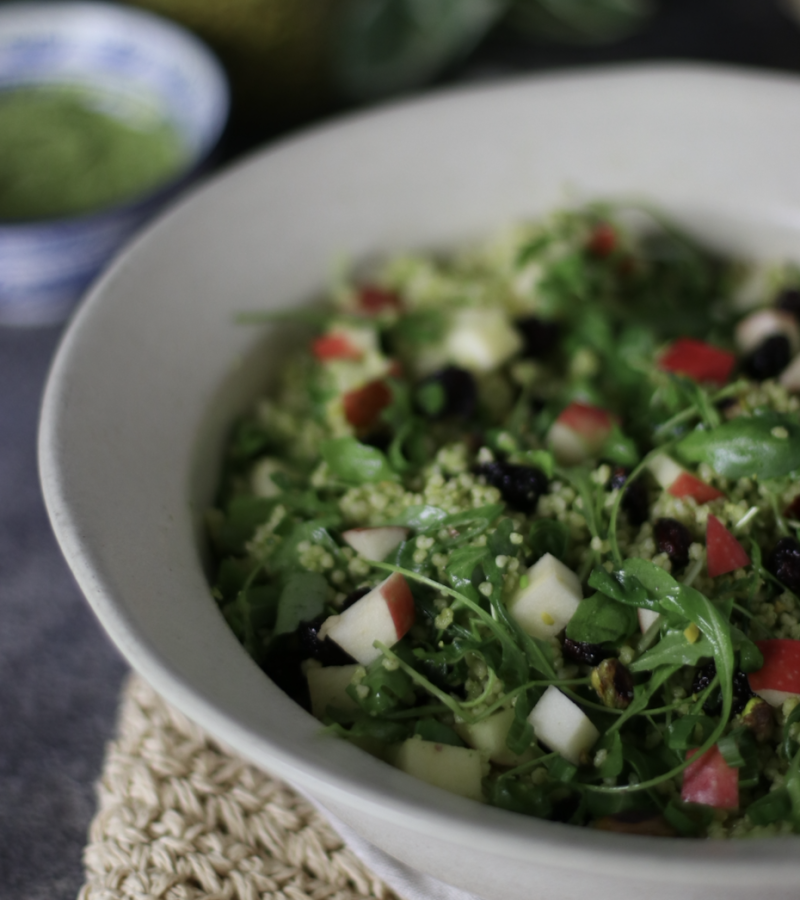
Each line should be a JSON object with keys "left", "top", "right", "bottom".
{"left": 0, "top": 2, "right": 229, "bottom": 326}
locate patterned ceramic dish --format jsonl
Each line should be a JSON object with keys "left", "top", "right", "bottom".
{"left": 40, "top": 66, "right": 800, "bottom": 900}
{"left": 0, "top": 2, "right": 228, "bottom": 326}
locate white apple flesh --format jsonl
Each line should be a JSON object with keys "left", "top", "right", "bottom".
{"left": 318, "top": 572, "right": 415, "bottom": 666}
{"left": 508, "top": 553, "right": 582, "bottom": 640}
{"left": 342, "top": 526, "right": 409, "bottom": 561}
{"left": 528, "top": 685, "right": 600, "bottom": 766}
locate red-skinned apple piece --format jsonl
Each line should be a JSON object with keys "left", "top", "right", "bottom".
{"left": 658, "top": 338, "right": 736, "bottom": 387}
{"left": 381, "top": 571, "right": 416, "bottom": 637}
{"left": 681, "top": 745, "right": 739, "bottom": 809}
{"left": 586, "top": 223, "right": 616, "bottom": 257}
{"left": 343, "top": 379, "right": 392, "bottom": 428}
{"left": 668, "top": 472, "right": 724, "bottom": 503}
{"left": 319, "top": 572, "right": 415, "bottom": 666}
{"left": 358, "top": 285, "right": 402, "bottom": 314}
{"left": 706, "top": 514, "right": 750, "bottom": 578}
{"left": 548, "top": 402, "right": 617, "bottom": 465}
{"left": 312, "top": 333, "right": 363, "bottom": 361}
{"left": 748, "top": 639, "right": 800, "bottom": 707}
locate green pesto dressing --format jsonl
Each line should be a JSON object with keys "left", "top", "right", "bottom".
{"left": 0, "top": 85, "right": 188, "bottom": 222}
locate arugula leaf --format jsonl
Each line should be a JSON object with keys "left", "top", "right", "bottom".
{"left": 446, "top": 546, "right": 489, "bottom": 592}
{"left": 665, "top": 715, "right": 716, "bottom": 750}
{"left": 630, "top": 631, "right": 714, "bottom": 672}
{"left": 346, "top": 654, "right": 416, "bottom": 716}
{"left": 676, "top": 413, "right": 800, "bottom": 480}
{"left": 414, "top": 719, "right": 464, "bottom": 747}
{"left": 506, "top": 690, "right": 535, "bottom": 755}
{"left": 589, "top": 566, "right": 659, "bottom": 611}
{"left": 565, "top": 592, "right": 637, "bottom": 644}
{"left": 594, "top": 730, "right": 624, "bottom": 779}
{"left": 528, "top": 519, "right": 569, "bottom": 563}
{"left": 386, "top": 504, "right": 447, "bottom": 531}
{"left": 320, "top": 438, "right": 397, "bottom": 484}
{"left": 273, "top": 572, "right": 329, "bottom": 635}
{"left": 746, "top": 788, "right": 792, "bottom": 827}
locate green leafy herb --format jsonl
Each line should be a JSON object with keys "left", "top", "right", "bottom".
{"left": 320, "top": 437, "right": 397, "bottom": 484}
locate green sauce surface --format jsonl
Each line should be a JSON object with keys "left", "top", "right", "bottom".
{"left": 0, "top": 86, "right": 188, "bottom": 222}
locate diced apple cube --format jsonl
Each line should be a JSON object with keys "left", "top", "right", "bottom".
{"left": 528, "top": 685, "right": 600, "bottom": 766}
{"left": 647, "top": 453, "right": 685, "bottom": 490}
{"left": 735, "top": 309, "right": 799, "bottom": 356}
{"left": 306, "top": 664, "right": 361, "bottom": 719}
{"left": 748, "top": 639, "right": 800, "bottom": 707}
{"left": 508, "top": 553, "right": 582, "bottom": 640}
{"left": 318, "top": 573, "right": 415, "bottom": 665}
{"left": 393, "top": 738, "right": 486, "bottom": 802}
{"left": 342, "top": 526, "right": 409, "bottom": 561}
{"left": 547, "top": 402, "right": 615, "bottom": 466}
{"left": 250, "top": 457, "right": 286, "bottom": 498}
{"left": 681, "top": 745, "right": 739, "bottom": 809}
{"left": 646, "top": 453, "right": 723, "bottom": 503}
{"left": 444, "top": 308, "right": 522, "bottom": 372}
{"left": 456, "top": 708, "right": 533, "bottom": 766}
{"left": 638, "top": 608, "right": 661, "bottom": 634}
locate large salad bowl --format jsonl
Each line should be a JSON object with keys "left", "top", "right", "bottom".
{"left": 40, "top": 66, "right": 800, "bottom": 900}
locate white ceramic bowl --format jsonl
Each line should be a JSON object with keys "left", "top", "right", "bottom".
{"left": 40, "top": 65, "right": 800, "bottom": 900}
{"left": 0, "top": 2, "right": 228, "bottom": 325}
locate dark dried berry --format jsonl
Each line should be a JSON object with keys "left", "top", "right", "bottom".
{"left": 361, "top": 429, "right": 392, "bottom": 452}
{"left": 563, "top": 638, "right": 606, "bottom": 667}
{"left": 692, "top": 661, "right": 754, "bottom": 715}
{"left": 261, "top": 633, "right": 310, "bottom": 710}
{"left": 768, "top": 536, "right": 800, "bottom": 594}
{"left": 416, "top": 366, "right": 477, "bottom": 419}
{"left": 476, "top": 461, "right": 548, "bottom": 513}
{"left": 692, "top": 661, "right": 716, "bottom": 697}
{"left": 515, "top": 316, "right": 560, "bottom": 359}
{"left": 607, "top": 467, "right": 650, "bottom": 527}
{"left": 732, "top": 670, "right": 756, "bottom": 714}
{"left": 296, "top": 619, "right": 355, "bottom": 667}
{"left": 591, "top": 658, "right": 634, "bottom": 710}
{"left": 776, "top": 287, "right": 800, "bottom": 320}
{"left": 607, "top": 466, "right": 629, "bottom": 491}
{"left": 654, "top": 518, "right": 692, "bottom": 569}
{"left": 744, "top": 335, "right": 792, "bottom": 381}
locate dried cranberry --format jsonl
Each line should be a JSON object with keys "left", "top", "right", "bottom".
{"left": 416, "top": 366, "right": 477, "bottom": 419}
{"left": 776, "top": 287, "right": 800, "bottom": 320}
{"left": 654, "top": 518, "right": 692, "bottom": 569}
{"left": 606, "top": 468, "right": 649, "bottom": 526}
{"left": 261, "top": 633, "right": 310, "bottom": 710}
{"left": 515, "top": 316, "right": 560, "bottom": 359}
{"left": 296, "top": 619, "right": 355, "bottom": 667}
{"left": 563, "top": 638, "right": 606, "bottom": 667}
{"left": 744, "top": 335, "right": 792, "bottom": 381}
{"left": 692, "top": 661, "right": 754, "bottom": 715}
{"left": 476, "top": 461, "right": 548, "bottom": 513}
{"left": 768, "top": 537, "right": 800, "bottom": 594}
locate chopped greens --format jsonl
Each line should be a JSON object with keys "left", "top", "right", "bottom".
{"left": 209, "top": 204, "right": 800, "bottom": 838}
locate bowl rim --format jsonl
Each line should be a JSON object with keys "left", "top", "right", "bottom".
{"left": 39, "top": 62, "right": 800, "bottom": 888}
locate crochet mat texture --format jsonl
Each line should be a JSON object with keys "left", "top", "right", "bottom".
{"left": 79, "top": 674, "right": 398, "bottom": 900}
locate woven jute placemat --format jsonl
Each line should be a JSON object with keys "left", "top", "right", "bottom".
{"left": 79, "top": 674, "right": 399, "bottom": 900}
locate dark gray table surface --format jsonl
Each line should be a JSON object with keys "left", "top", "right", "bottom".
{"left": 4, "top": 2, "right": 800, "bottom": 898}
